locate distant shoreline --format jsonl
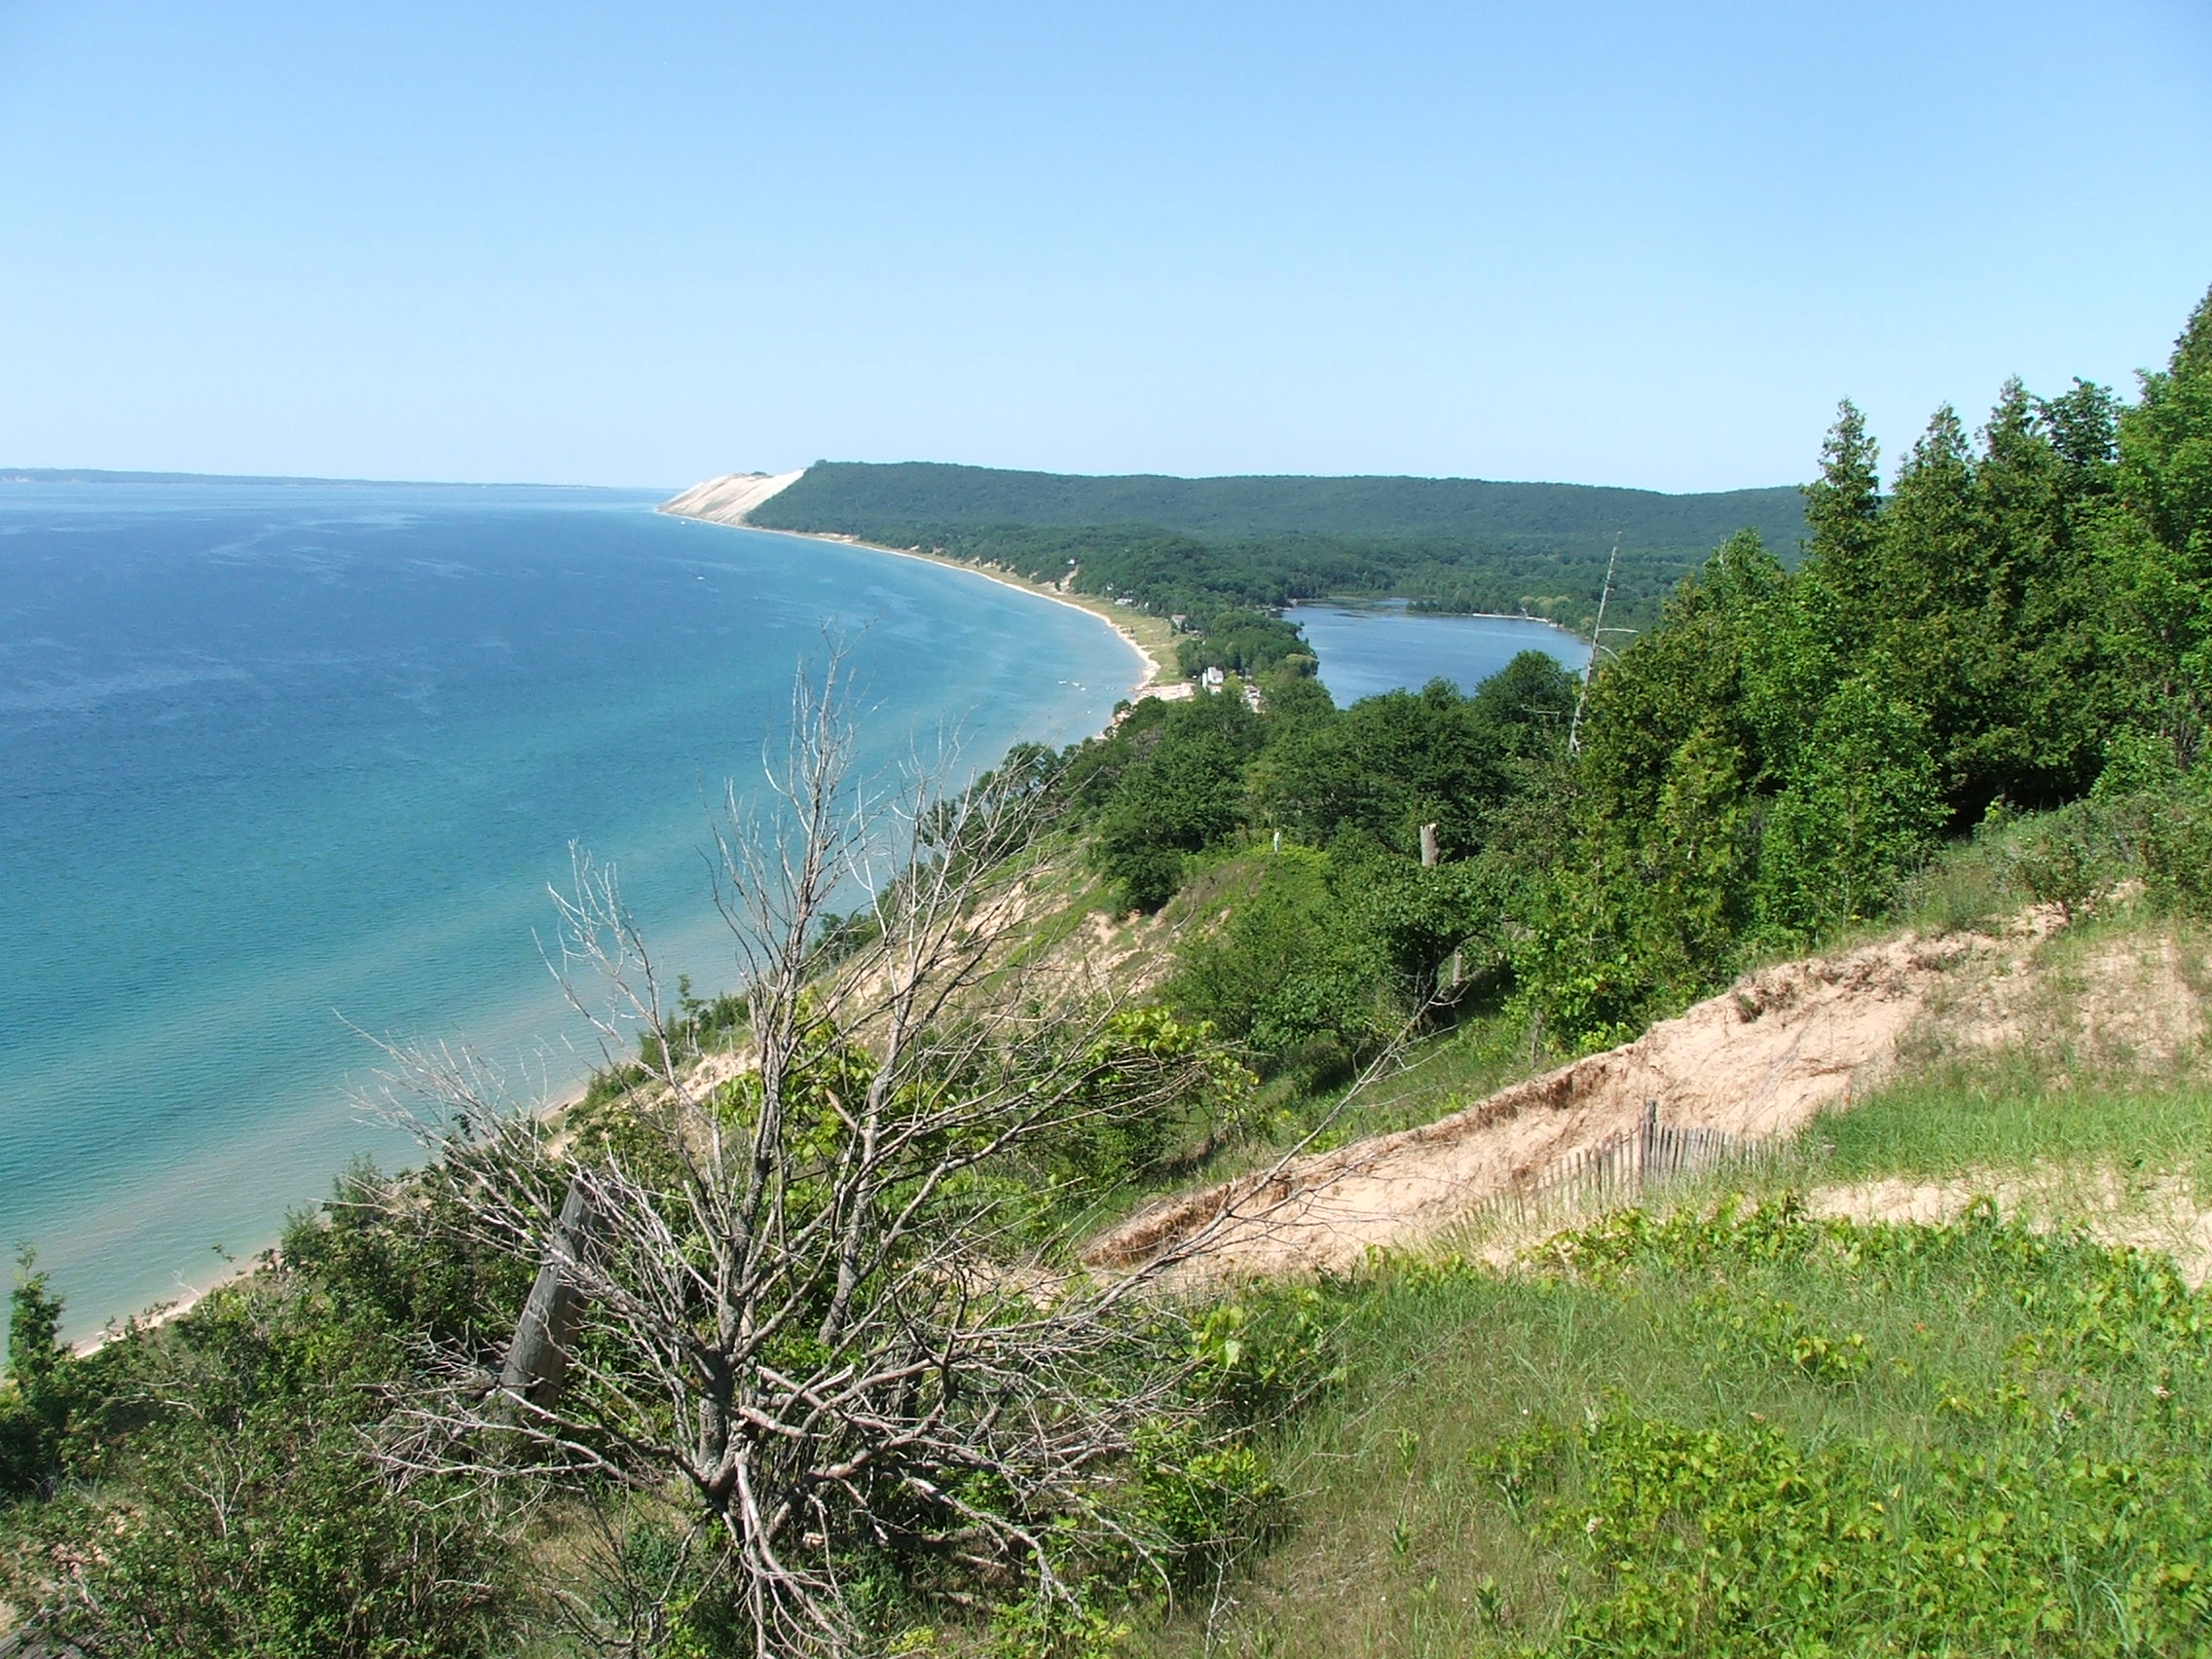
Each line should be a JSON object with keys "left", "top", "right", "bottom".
{"left": 1285, "top": 597, "right": 1590, "bottom": 639}
{"left": 657, "top": 507, "right": 1167, "bottom": 706}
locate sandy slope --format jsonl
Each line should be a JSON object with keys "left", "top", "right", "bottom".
{"left": 1086, "top": 927, "right": 2012, "bottom": 1279}
{"left": 659, "top": 470, "right": 806, "bottom": 524}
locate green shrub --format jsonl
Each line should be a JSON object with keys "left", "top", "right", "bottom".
{"left": 1183, "top": 1288, "right": 1345, "bottom": 1429}
{"left": 2142, "top": 789, "right": 2212, "bottom": 915}
{"left": 1093, "top": 697, "right": 1264, "bottom": 911}
{"left": 1044, "top": 1007, "right": 1256, "bottom": 1186}
{"left": 0, "top": 1257, "right": 72, "bottom": 1499}
{"left": 1125, "top": 1425, "right": 1287, "bottom": 1587}
{"left": 1472, "top": 1198, "right": 2212, "bottom": 1656}
{"left": 1165, "top": 843, "right": 1502, "bottom": 1082}
{"left": 18, "top": 1407, "right": 514, "bottom": 1658}
{"left": 2, "top": 1180, "right": 528, "bottom": 1656}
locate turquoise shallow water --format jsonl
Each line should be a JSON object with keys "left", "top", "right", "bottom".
{"left": 0, "top": 483, "right": 1140, "bottom": 1336}
{"left": 1287, "top": 602, "right": 1590, "bottom": 703}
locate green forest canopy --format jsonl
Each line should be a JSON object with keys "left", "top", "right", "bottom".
{"left": 751, "top": 461, "right": 1806, "bottom": 544}
{"left": 1031, "top": 286, "right": 2212, "bottom": 1055}
{"left": 746, "top": 461, "right": 1809, "bottom": 638}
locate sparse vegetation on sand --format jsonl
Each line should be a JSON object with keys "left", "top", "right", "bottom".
{"left": 7, "top": 287, "right": 2212, "bottom": 1656}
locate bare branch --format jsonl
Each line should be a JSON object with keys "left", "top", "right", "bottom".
{"left": 368, "top": 647, "right": 1229, "bottom": 1655}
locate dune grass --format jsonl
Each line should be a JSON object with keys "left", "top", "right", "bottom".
{"left": 1814, "top": 1066, "right": 2212, "bottom": 1195}
{"left": 1798, "top": 909, "right": 2212, "bottom": 1188}
{"left": 1131, "top": 1194, "right": 2212, "bottom": 1658}
{"left": 1124, "top": 903, "right": 2212, "bottom": 1659}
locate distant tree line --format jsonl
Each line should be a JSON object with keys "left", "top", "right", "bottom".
{"left": 756, "top": 514, "right": 1723, "bottom": 643}
{"left": 748, "top": 461, "right": 1811, "bottom": 659}
{"left": 749, "top": 461, "right": 1806, "bottom": 551}
{"left": 747, "top": 456, "right": 1813, "bottom": 698}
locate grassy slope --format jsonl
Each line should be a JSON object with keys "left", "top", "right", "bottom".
{"left": 1129, "top": 1172, "right": 2212, "bottom": 1656}
{"left": 1097, "top": 857, "right": 2212, "bottom": 1655}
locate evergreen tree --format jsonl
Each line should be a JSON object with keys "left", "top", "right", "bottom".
{"left": 1859, "top": 407, "right": 1977, "bottom": 803}
{"left": 1530, "top": 539, "right": 1774, "bottom": 1033}
{"left": 1757, "top": 675, "right": 1944, "bottom": 935}
{"left": 1800, "top": 399, "right": 1884, "bottom": 631}
{"left": 2110, "top": 285, "right": 2212, "bottom": 768}
{"left": 1962, "top": 378, "right": 2118, "bottom": 807}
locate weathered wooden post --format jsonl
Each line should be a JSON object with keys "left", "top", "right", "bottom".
{"left": 1640, "top": 1098, "right": 1658, "bottom": 1189}
{"left": 499, "top": 1178, "right": 593, "bottom": 1411}
{"left": 1419, "top": 822, "right": 1464, "bottom": 989}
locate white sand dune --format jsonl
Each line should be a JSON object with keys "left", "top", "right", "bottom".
{"left": 659, "top": 469, "right": 805, "bottom": 525}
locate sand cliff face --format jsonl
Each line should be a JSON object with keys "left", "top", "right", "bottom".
{"left": 1080, "top": 911, "right": 2194, "bottom": 1281}
{"left": 659, "top": 470, "right": 805, "bottom": 525}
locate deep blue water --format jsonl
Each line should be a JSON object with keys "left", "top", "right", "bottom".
{"left": 1288, "top": 602, "right": 1591, "bottom": 703}
{"left": 0, "top": 483, "right": 1139, "bottom": 1335}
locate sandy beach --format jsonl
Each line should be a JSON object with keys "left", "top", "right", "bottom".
{"left": 657, "top": 473, "right": 1170, "bottom": 704}
{"left": 72, "top": 1257, "right": 254, "bottom": 1354}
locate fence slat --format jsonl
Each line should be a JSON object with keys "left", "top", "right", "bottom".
{"left": 1462, "top": 1103, "right": 1773, "bottom": 1236}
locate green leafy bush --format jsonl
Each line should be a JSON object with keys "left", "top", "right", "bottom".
{"left": 1043, "top": 1007, "right": 1257, "bottom": 1185}
{"left": 1472, "top": 1198, "right": 2212, "bottom": 1656}
{"left": 1, "top": 1180, "right": 526, "bottom": 1658}
{"left": 1124, "top": 1426, "right": 1287, "bottom": 1586}
{"left": 0, "top": 1258, "right": 73, "bottom": 1499}
{"left": 16, "top": 1406, "right": 514, "bottom": 1658}
{"left": 1092, "top": 695, "right": 1265, "bottom": 910}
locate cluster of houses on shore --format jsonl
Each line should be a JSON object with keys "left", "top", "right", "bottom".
{"left": 1124, "top": 662, "right": 1265, "bottom": 719}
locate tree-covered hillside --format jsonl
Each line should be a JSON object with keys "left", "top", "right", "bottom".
{"left": 752, "top": 461, "right": 1806, "bottom": 547}
{"left": 745, "top": 461, "right": 1809, "bottom": 639}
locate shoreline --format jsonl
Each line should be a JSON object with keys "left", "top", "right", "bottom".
{"left": 77, "top": 1071, "right": 611, "bottom": 1355}
{"left": 656, "top": 506, "right": 1170, "bottom": 707}
{"left": 72, "top": 1257, "right": 256, "bottom": 1355}
{"left": 1285, "top": 598, "right": 1590, "bottom": 638}
{"left": 78, "top": 514, "right": 1161, "bottom": 1351}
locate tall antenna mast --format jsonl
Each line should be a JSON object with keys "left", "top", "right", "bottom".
{"left": 1567, "top": 531, "right": 1621, "bottom": 756}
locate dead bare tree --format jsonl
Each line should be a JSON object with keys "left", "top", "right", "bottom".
{"left": 370, "top": 650, "right": 1246, "bottom": 1655}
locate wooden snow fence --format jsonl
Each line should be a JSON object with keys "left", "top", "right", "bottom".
{"left": 1461, "top": 1100, "right": 1770, "bottom": 1236}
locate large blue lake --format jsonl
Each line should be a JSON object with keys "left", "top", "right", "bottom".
{"left": 1289, "top": 602, "right": 1590, "bottom": 703}
{"left": 0, "top": 483, "right": 1139, "bottom": 1336}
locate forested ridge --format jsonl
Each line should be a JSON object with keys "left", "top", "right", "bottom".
{"left": 6, "top": 289, "right": 2212, "bottom": 1657}
{"left": 749, "top": 461, "right": 1808, "bottom": 641}
{"left": 752, "top": 461, "right": 1807, "bottom": 542}
{"left": 1040, "top": 288, "right": 2212, "bottom": 1056}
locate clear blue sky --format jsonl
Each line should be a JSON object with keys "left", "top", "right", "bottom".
{"left": 2, "top": 0, "right": 2206, "bottom": 492}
